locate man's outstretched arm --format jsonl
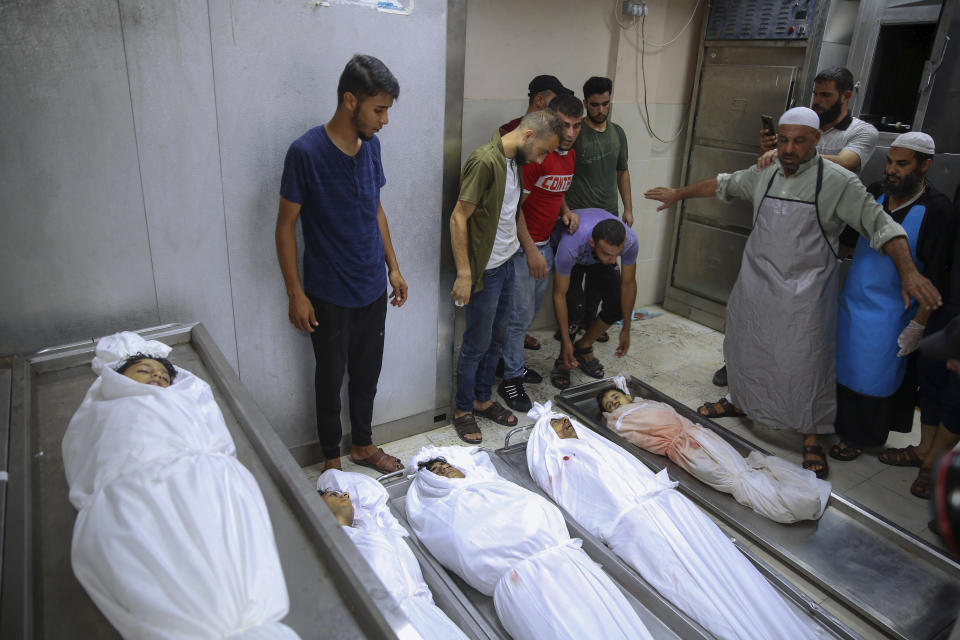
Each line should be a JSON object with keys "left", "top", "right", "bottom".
{"left": 644, "top": 177, "right": 719, "bottom": 212}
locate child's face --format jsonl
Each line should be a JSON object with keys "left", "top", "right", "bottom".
{"left": 320, "top": 490, "right": 355, "bottom": 524}
{"left": 601, "top": 389, "right": 632, "bottom": 413}
{"left": 122, "top": 358, "right": 172, "bottom": 387}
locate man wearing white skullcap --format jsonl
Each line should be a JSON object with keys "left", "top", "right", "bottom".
{"left": 828, "top": 132, "right": 960, "bottom": 503}
{"left": 760, "top": 67, "right": 878, "bottom": 175}
{"left": 645, "top": 109, "right": 942, "bottom": 479}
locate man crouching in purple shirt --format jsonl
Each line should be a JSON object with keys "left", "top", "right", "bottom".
{"left": 550, "top": 209, "right": 638, "bottom": 389}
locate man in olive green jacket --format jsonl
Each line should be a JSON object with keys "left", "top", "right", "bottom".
{"left": 448, "top": 110, "right": 563, "bottom": 444}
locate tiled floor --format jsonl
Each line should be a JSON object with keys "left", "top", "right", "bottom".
{"left": 302, "top": 305, "right": 955, "bottom": 636}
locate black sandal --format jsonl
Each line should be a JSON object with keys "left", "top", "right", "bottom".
{"left": 802, "top": 444, "right": 829, "bottom": 479}
{"left": 550, "top": 358, "right": 571, "bottom": 390}
{"left": 697, "top": 397, "right": 745, "bottom": 418}
{"left": 574, "top": 343, "right": 604, "bottom": 379}
{"left": 828, "top": 441, "right": 863, "bottom": 462}
{"left": 453, "top": 413, "right": 482, "bottom": 444}
{"left": 473, "top": 401, "right": 518, "bottom": 426}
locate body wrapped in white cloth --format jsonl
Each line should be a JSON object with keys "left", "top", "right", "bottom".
{"left": 317, "top": 469, "right": 469, "bottom": 640}
{"left": 404, "top": 445, "right": 652, "bottom": 640}
{"left": 62, "top": 333, "right": 298, "bottom": 639}
{"left": 600, "top": 378, "right": 830, "bottom": 523}
{"left": 526, "top": 402, "right": 815, "bottom": 640}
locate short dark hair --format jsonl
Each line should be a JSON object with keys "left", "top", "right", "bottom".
{"left": 417, "top": 456, "right": 448, "bottom": 472}
{"left": 814, "top": 67, "right": 854, "bottom": 94}
{"left": 115, "top": 352, "right": 177, "bottom": 382}
{"left": 518, "top": 109, "right": 566, "bottom": 141}
{"left": 549, "top": 94, "right": 584, "bottom": 119}
{"left": 592, "top": 218, "right": 626, "bottom": 246}
{"left": 583, "top": 76, "right": 613, "bottom": 99}
{"left": 914, "top": 151, "right": 934, "bottom": 165}
{"left": 337, "top": 54, "right": 399, "bottom": 104}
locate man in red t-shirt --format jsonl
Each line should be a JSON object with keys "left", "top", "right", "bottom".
{"left": 499, "top": 75, "right": 573, "bottom": 136}
{"left": 498, "top": 94, "right": 584, "bottom": 412}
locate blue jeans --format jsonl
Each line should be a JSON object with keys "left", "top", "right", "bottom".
{"left": 503, "top": 245, "right": 554, "bottom": 379}
{"left": 455, "top": 260, "right": 514, "bottom": 411}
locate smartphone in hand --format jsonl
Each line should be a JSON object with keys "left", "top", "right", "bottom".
{"left": 760, "top": 114, "right": 776, "bottom": 136}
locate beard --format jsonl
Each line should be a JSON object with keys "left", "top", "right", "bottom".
{"left": 882, "top": 167, "right": 925, "bottom": 200}
{"left": 587, "top": 110, "right": 607, "bottom": 125}
{"left": 352, "top": 111, "right": 374, "bottom": 141}
{"left": 816, "top": 98, "right": 843, "bottom": 128}
{"left": 515, "top": 144, "right": 531, "bottom": 166}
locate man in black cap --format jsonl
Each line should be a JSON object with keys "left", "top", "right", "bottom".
{"left": 499, "top": 75, "right": 573, "bottom": 136}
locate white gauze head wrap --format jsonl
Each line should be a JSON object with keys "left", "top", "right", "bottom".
{"left": 91, "top": 331, "right": 173, "bottom": 375}
{"left": 778, "top": 107, "right": 820, "bottom": 131}
{"left": 892, "top": 131, "right": 935, "bottom": 155}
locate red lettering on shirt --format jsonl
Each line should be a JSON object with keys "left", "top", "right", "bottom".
{"left": 534, "top": 174, "right": 573, "bottom": 193}
{"left": 522, "top": 149, "right": 578, "bottom": 243}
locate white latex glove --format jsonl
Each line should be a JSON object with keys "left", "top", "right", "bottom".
{"left": 897, "top": 320, "right": 925, "bottom": 357}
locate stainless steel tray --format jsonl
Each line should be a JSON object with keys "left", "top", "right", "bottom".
{"left": 0, "top": 323, "right": 416, "bottom": 640}
{"left": 380, "top": 449, "right": 710, "bottom": 640}
{"left": 554, "top": 376, "right": 960, "bottom": 640}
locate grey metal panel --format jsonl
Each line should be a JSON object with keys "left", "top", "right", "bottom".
{"left": 116, "top": 1, "right": 239, "bottom": 371}
{"left": 0, "top": 324, "right": 417, "bottom": 639}
{"left": 823, "top": 0, "right": 860, "bottom": 45}
{"left": 0, "top": 1, "right": 160, "bottom": 355}
{"left": 206, "top": 0, "right": 449, "bottom": 447}
{"left": 554, "top": 377, "right": 960, "bottom": 640}
{"left": 683, "top": 146, "right": 757, "bottom": 229}
{"left": 672, "top": 222, "right": 747, "bottom": 305}
{"left": 915, "top": 1, "right": 960, "bottom": 154}
{"left": 437, "top": 0, "right": 467, "bottom": 414}
{"left": 0, "top": 363, "right": 10, "bottom": 594}
{"left": 693, "top": 64, "right": 797, "bottom": 147}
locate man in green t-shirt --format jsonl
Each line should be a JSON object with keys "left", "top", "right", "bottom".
{"left": 563, "top": 76, "right": 633, "bottom": 339}
{"left": 448, "top": 110, "right": 563, "bottom": 445}
{"left": 565, "top": 76, "right": 632, "bottom": 225}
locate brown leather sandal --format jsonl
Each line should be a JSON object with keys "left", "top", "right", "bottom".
{"left": 911, "top": 468, "right": 932, "bottom": 499}
{"left": 453, "top": 413, "right": 483, "bottom": 444}
{"left": 878, "top": 445, "right": 923, "bottom": 467}
{"left": 473, "top": 401, "right": 518, "bottom": 426}
{"left": 350, "top": 447, "right": 402, "bottom": 473}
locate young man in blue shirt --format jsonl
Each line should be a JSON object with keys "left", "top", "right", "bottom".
{"left": 276, "top": 55, "right": 407, "bottom": 473}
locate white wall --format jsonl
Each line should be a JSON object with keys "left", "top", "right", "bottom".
{"left": 462, "top": 0, "right": 705, "bottom": 321}
{"left": 0, "top": 0, "right": 448, "bottom": 449}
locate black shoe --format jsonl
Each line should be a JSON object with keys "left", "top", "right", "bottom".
{"left": 712, "top": 365, "right": 728, "bottom": 387}
{"left": 498, "top": 377, "right": 532, "bottom": 412}
{"left": 522, "top": 367, "right": 542, "bottom": 384}
{"left": 497, "top": 360, "right": 541, "bottom": 384}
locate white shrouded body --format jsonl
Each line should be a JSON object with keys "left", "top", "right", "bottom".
{"left": 63, "top": 332, "right": 297, "bottom": 639}
{"left": 526, "top": 402, "right": 816, "bottom": 640}
{"left": 317, "top": 469, "right": 468, "bottom": 640}
{"left": 403, "top": 445, "right": 653, "bottom": 640}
